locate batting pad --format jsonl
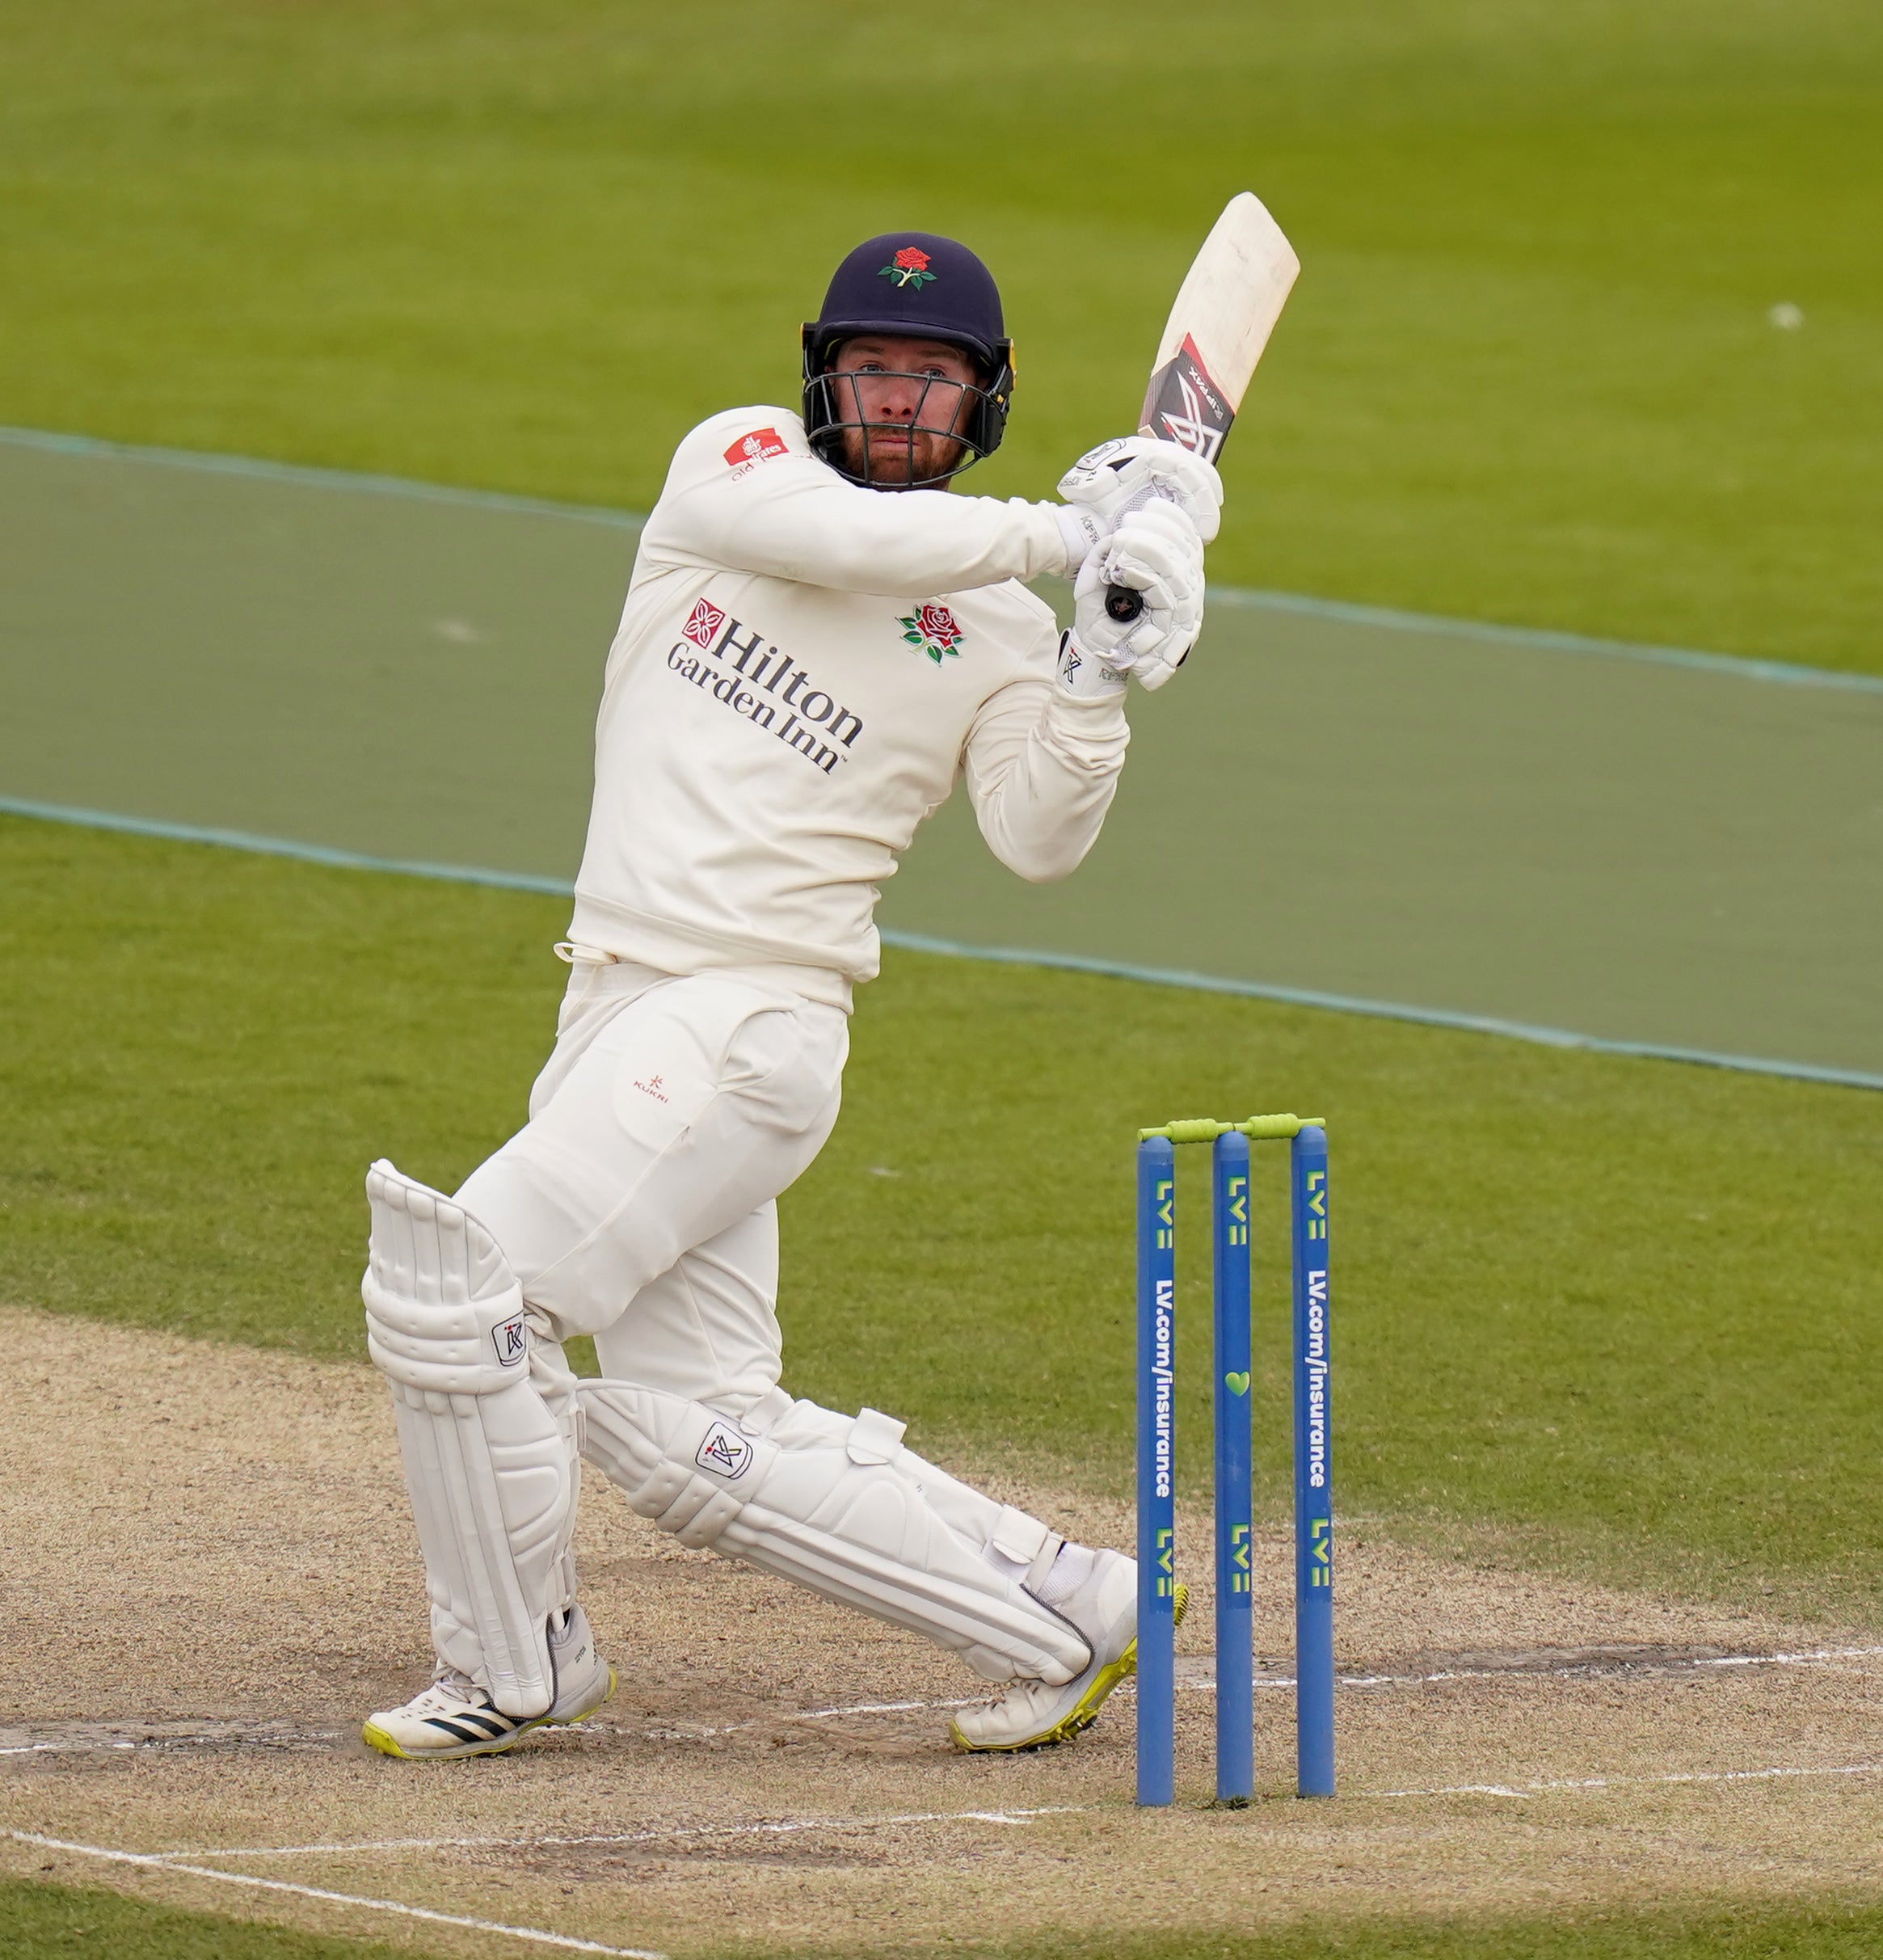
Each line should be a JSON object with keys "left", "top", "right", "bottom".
{"left": 363, "top": 1161, "right": 578, "bottom": 1717}
{"left": 579, "top": 1380, "right": 1089, "bottom": 1684}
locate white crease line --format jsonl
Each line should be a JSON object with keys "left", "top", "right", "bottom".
{"left": 1352, "top": 1643, "right": 1883, "bottom": 1689}
{"left": 4, "top": 1831, "right": 664, "bottom": 1958}
{"left": 2, "top": 1731, "right": 341, "bottom": 1759}
{"left": 166, "top": 1806, "right": 1089, "bottom": 1861}
{"left": 1692, "top": 1646, "right": 1883, "bottom": 1670}
{"left": 1195, "top": 1645, "right": 1883, "bottom": 1695}
{"left": 793, "top": 1696, "right": 983, "bottom": 1720}
{"left": 2, "top": 1743, "right": 135, "bottom": 1757}
{"left": 12, "top": 1646, "right": 1876, "bottom": 1766}
{"left": 620, "top": 1695, "right": 984, "bottom": 1740}
{"left": 773, "top": 1646, "right": 1883, "bottom": 1719}
{"left": 1371, "top": 1760, "right": 1883, "bottom": 1801}
{"left": 91, "top": 1760, "right": 1883, "bottom": 1875}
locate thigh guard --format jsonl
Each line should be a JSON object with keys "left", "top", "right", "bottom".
{"left": 364, "top": 1160, "right": 578, "bottom": 1718}
{"left": 578, "top": 1382, "right": 1087, "bottom": 1685}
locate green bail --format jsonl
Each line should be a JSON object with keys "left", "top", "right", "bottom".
{"left": 1135, "top": 1113, "right": 1327, "bottom": 1144}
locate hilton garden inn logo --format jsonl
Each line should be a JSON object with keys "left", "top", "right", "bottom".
{"left": 668, "top": 599, "right": 863, "bottom": 775}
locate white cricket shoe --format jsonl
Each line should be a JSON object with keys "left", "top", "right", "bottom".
{"left": 949, "top": 1549, "right": 1186, "bottom": 1752}
{"left": 363, "top": 1605, "right": 616, "bottom": 1761}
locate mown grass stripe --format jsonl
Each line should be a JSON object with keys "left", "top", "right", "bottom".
{"left": 6, "top": 795, "right": 1877, "bottom": 1095}
{"left": 7, "top": 423, "right": 1876, "bottom": 693}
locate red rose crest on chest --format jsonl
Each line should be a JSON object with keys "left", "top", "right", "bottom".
{"left": 899, "top": 602, "right": 964, "bottom": 665}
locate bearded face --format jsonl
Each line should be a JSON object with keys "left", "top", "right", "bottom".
{"left": 823, "top": 336, "right": 982, "bottom": 488}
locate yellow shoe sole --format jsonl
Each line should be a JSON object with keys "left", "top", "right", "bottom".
{"left": 948, "top": 1586, "right": 1188, "bottom": 1754}
{"left": 362, "top": 1665, "right": 616, "bottom": 1762}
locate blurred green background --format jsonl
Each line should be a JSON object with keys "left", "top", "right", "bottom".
{"left": 2, "top": 0, "right": 1879, "bottom": 672}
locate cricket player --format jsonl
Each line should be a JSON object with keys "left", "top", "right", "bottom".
{"left": 360, "top": 232, "right": 1219, "bottom": 1762}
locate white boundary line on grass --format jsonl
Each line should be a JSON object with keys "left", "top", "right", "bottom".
{"left": 5, "top": 1830, "right": 665, "bottom": 1958}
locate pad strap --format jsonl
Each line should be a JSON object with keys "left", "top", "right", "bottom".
{"left": 579, "top": 1380, "right": 1089, "bottom": 1684}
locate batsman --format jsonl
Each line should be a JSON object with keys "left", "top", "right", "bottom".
{"left": 360, "top": 230, "right": 1220, "bottom": 1761}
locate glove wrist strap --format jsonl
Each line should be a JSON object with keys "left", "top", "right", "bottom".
{"left": 1055, "top": 629, "right": 1127, "bottom": 701}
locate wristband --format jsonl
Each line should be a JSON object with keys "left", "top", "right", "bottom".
{"left": 1053, "top": 504, "right": 1108, "bottom": 579}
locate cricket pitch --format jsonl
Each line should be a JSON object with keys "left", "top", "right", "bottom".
{"left": 6, "top": 1305, "right": 1883, "bottom": 1958}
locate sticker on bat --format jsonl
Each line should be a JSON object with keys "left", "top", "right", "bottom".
{"left": 1141, "top": 334, "right": 1232, "bottom": 462}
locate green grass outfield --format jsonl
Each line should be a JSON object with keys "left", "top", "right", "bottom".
{"left": 0, "top": 0, "right": 1879, "bottom": 675}
{"left": 13, "top": 1871, "right": 1883, "bottom": 1960}
{"left": 0, "top": 1875, "right": 419, "bottom": 1960}
{"left": 6, "top": 812, "right": 1881, "bottom": 1628}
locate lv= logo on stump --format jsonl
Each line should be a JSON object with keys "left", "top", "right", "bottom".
{"left": 1135, "top": 1112, "right": 1334, "bottom": 1806}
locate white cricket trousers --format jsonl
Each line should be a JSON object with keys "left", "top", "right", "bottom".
{"left": 456, "top": 957, "right": 849, "bottom": 1416}
{"left": 437, "top": 953, "right": 1073, "bottom": 1684}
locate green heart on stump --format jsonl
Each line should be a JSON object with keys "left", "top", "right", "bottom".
{"left": 1224, "top": 1371, "right": 1251, "bottom": 1396}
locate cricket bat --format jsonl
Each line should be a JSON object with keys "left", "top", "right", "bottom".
{"left": 1105, "top": 192, "right": 1300, "bottom": 622}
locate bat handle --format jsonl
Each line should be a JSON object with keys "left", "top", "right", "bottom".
{"left": 1104, "top": 584, "right": 1145, "bottom": 624}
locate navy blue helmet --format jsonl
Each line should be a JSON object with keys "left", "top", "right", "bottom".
{"left": 802, "top": 231, "right": 1015, "bottom": 487}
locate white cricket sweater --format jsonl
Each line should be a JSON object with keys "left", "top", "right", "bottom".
{"left": 567, "top": 407, "right": 1131, "bottom": 1009}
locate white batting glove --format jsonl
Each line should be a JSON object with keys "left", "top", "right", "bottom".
{"left": 1055, "top": 628, "right": 1128, "bottom": 701}
{"left": 1069, "top": 502, "right": 1206, "bottom": 692}
{"left": 1058, "top": 436, "right": 1224, "bottom": 546}
{"left": 1053, "top": 502, "right": 1110, "bottom": 579}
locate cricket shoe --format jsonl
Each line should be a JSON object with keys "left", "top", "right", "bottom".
{"left": 362, "top": 1605, "right": 616, "bottom": 1761}
{"left": 948, "top": 1549, "right": 1187, "bottom": 1752}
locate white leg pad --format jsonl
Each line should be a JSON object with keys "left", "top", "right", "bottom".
{"left": 363, "top": 1159, "right": 578, "bottom": 1718}
{"left": 577, "top": 1380, "right": 1088, "bottom": 1684}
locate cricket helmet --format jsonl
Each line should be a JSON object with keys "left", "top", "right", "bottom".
{"left": 802, "top": 230, "right": 1015, "bottom": 487}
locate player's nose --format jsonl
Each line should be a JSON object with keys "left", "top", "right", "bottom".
{"left": 860, "top": 373, "right": 925, "bottom": 420}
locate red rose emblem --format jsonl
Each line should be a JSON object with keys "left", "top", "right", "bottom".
{"left": 880, "top": 245, "right": 938, "bottom": 289}
{"left": 682, "top": 599, "right": 725, "bottom": 649}
{"left": 916, "top": 603, "right": 960, "bottom": 647}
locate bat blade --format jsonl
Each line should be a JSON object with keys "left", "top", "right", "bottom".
{"left": 1136, "top": 192, "right": 1299, "bottom": 463}
{"left": 1102, "top": 192, "right": 1298, "bottom": 625}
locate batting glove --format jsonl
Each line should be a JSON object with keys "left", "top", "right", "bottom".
{"left": 1057, "top": 436, "right": 1224, "bottom": 546}
{"left": 1070, "top": 502, "right": 1206, "bottom": 692}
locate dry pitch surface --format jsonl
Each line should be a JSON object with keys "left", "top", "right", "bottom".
{"left": 6, "top": 1306, "right": 1883, "bottom": 1958}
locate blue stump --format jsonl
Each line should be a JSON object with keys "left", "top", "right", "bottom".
{"left": 1135, "top": 1136, "right": 1177, "bottom": 1806}
{"left": 1211, "top": 1131, "right": 1254, "bottom": 1803}
{"left": 1291, "top": 1123, "right": 1335, "bottom": 1797}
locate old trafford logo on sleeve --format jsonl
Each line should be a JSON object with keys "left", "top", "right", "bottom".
{"left": 899, "top": 602, "right": 964, "bottom": 665}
